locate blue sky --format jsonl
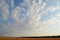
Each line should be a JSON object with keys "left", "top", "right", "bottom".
{"left": 2, "top": 0, "right": 57, "bottom": 22}
{"left": 3, "top": 0, "right": 26, "bottom": 24}
{"left": 0, "top": 0, "right": 60, "bottom": 37}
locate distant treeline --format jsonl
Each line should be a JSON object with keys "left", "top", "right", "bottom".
{"left": 19, "top": 36, "right": 60, "bottom": 38}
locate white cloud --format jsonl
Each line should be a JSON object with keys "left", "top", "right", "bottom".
{"left": 12, "top": 6, "right": 21, "bottom": 22}
{"left": 0, "top": 0, "right": 9, "bottom": 20}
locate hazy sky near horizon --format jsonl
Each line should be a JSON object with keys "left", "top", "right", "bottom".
{"left": 0, "top": 0, "right": 60, "bottom": 37}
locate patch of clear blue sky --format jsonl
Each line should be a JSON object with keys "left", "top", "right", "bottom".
{"left": 14, "top": 0, "right": 23, "bottom": 6}
{"left": 41, "top": 11, "right": 57, "bottom": 21}
{"left": 46, "top": 0, "right": 59, "bottom": 7}
{"left": 41, "top": 0, "right": 60, "bottom": 21}
{"left": 41, "top": 9, "right": 60, "bottom": 21}
{"left": 5, "top": 0, "right": 23, "bottom": 6}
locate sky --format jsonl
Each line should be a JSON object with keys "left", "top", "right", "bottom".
{"left": 0, "top": 0, "right": 60, "bottom": 37}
